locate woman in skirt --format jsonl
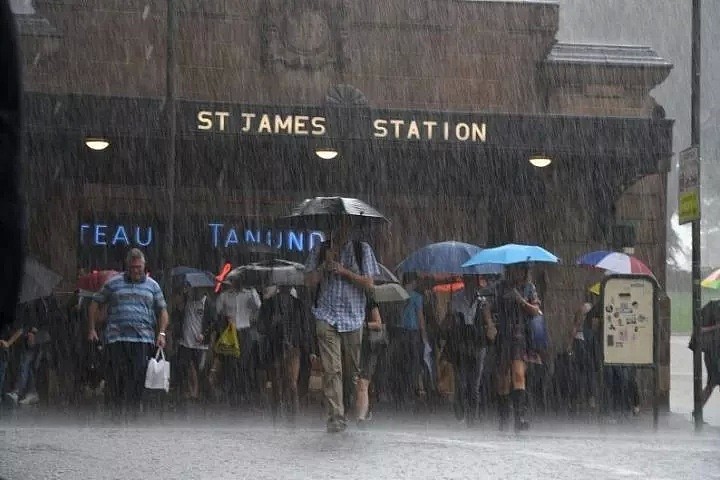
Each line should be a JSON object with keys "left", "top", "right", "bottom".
{"left": 483, "top": 263, "right": 542, "bottom": 431}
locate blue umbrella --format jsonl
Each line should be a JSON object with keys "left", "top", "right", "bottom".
{"left": 397, "top": 241, "right": 503, "bottom": 275}
{"left": 462, "top": 243, "right": 560, "bottom": 267}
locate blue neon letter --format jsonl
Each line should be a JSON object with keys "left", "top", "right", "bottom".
{"left": 135, "top": 227, "right": 153, "bottom": 246}
{"left": 80, "top": 224, "right": 90, "bottom": 245}
{"left": 209, "top": 223, "right": 223, "bottom": 248}
{"left": 112, "top": 225, "right": 130, "bottom": 246}
{"left": 94, "top": 224, "right": 108, "bottom": 245}
{"left": 225, "top": 228, "right": 239, "bottom": 247}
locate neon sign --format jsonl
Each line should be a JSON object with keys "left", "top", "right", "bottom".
{"left": 78, "top": 221, "right": 324, "bottom": 253}
{"left": 208, "top": 223, "right": 324, "bottom": 252}
{"left": 80, "top": 223, "right": 154, "bottom": 247}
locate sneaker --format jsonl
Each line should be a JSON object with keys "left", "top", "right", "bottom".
{"left": 19, "top": 393, "right": 39, "bottom": 405}
{"left": 357, "top": 411, "right": 373, "bottom": 429}
{"left": 327, "top": 416, "right": 348, "bottom": 434}
{"left": 5, "top": 392, "right": 19, "bottom": 404}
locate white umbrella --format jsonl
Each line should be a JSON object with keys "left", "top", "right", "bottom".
{"left": 372, "top": 283, "right": 409, "bottom": 304}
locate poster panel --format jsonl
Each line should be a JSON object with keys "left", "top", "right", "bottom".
{"left": 602, "top": 276, "right": 656, "bottom": 365}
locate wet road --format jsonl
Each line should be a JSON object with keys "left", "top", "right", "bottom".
{"left": 1, "top": 336, "right": 718, "bottom": 479}
{"left": 1, "top": 411, "right": 718, "bottom": 480}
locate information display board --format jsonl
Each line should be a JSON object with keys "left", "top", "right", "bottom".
{"left": 601, "top": 276, "right": 656, "bottom": 365}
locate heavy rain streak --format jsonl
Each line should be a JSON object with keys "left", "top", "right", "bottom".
{"left": 1, "top": 0, "right": 719, "bottom": 479}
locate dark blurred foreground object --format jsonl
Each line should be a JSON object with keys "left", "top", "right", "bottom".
{"left": 19, "top": 258, "right": 62, "bottom": 304}
{"left": 0, "top": 0, "right": 25, "bottom": 331}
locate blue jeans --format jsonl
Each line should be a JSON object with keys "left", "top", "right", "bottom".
{"left": 13, "top": 347, "right": 37, "bottom": 397}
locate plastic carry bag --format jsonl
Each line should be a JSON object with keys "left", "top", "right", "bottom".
{"left": 215, "top": 322, "right": 241, "bottom": 357}
{"left": 145, "top": 348, "right": 171, "bottom": 392}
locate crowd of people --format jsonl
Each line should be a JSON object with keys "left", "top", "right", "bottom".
{"left": 3, "top": 225, "right": 717, "bottom": 434}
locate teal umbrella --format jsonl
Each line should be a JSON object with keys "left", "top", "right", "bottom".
{"left": 462, "top": 243, "right": 560, "bottom": 267}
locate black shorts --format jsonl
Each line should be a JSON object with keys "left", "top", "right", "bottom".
{"left": 177, "top": 345, "right": 207, "bottom": 373}
{"left": 359, "top": 340, "right": 380, "bottom": 381}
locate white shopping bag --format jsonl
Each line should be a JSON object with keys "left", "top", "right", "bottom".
{"left": 145, "top": 348, "right": 170, "bottom": 392}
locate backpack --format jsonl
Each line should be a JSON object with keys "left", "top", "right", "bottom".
{"left": 313, "top": 240, "right": 365, "bottom": 308}
{"left": 446, "top": 295, "right": 486, "bottom": 360}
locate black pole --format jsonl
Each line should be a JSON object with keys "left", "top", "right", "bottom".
{"left": 691, "top": 0, "right": 703, "bottom": 432}
{"left": 165, "top": 0, "right": 177, "bottom": 294}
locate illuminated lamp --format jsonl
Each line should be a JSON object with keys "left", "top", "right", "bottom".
{"left": 315, "top": 147, "right": 339, "bottom": 160}
{"left": 529, "top": 155, "right": 552, "bottom": 168}
{"left": 85, "top": 137, "right": 110, "bottom": 151}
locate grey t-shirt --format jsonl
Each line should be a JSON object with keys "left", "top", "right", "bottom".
{"left": 180, "top": 296, "right": 208, "bottom": 350}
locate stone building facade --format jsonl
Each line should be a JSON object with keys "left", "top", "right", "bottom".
{"left": 16, "top": 0, "right": 673, "bottom": 404}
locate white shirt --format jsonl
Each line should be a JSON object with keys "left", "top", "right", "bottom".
{"left": 216, "top": 288, "right": 261, "bottom": 330}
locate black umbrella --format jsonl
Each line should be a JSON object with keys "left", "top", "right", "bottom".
{"left": 228, "top": 259, "right": 305, "bottom": 287}
{"left": 277, "top": 196, "right": 389, "bottom": 230}
{"left": 19, "top": 258, "right": 62, "bottom": 304}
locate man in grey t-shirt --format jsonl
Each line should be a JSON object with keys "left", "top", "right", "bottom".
{"left": 176, "top": 285, "right": 215, "bottom": 401}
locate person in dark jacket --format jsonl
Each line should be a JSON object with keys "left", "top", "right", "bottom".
{"left": 690, "top": 300, "right": 720, "bottom": 417}
{"left": 483, "top": 264, "right": 541, "bottom": 431}
{"left": 258, "top": 285, "right": 315, "bottom": 420}
{"left": 355, "top": 295, "right": 385, "bottom": 426}
{"left": 445, "top": 275, "right": 490, "bottom": 426}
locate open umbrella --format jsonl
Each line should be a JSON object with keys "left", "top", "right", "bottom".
{"left": 77, "top": 270, "right": 119, "bottom": 292}
{"left": 463, "top": 243, "right": 560, "bottom": 267}
{"left": 576, "top": 250, "right": 653, "bottom": 276}
{"left": 229, "top": 259, "right": 306, "bottom": 287}
{"left": 397, "top": 241, "right": 502, "bottom": 275}
{"left": 277, "top": 196, "right": 389, "bottom": 230}
{"left": 373, "top": 283, "right": 410, "bottom": 303}
{"left": 701, "top": 268, "right": 720, "bottom": 289}
{"left": 376, "top": 264, "right": 400, "bottom": 284}
{"left": 19, "top": 258, "right": 63, "bottom": 304}
{"left": 183, "top": 272, "right": 216, "bottom": 289}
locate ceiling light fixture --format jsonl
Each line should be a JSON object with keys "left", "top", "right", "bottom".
{"left": 315, "top": 147, "right": 339, "bottom": 160}
{"left": 529, "top": 155, "right": 552, "bottom": 168}
{"left": 85, "top": 138, "right": 110, "bottom": 151}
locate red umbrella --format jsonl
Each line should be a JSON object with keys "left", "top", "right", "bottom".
{"left": 77, "top": 270, "right": 119, "bottom": 292}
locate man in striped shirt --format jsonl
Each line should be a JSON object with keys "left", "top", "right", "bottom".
{"left": 88, "top": 249, "right": 168, "bottom": 414}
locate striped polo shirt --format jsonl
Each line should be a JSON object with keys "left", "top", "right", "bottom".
{"left": 94, "top": 274, "right": 167, "bottom": 344}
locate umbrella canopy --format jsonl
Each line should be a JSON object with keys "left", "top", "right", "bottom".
{"left": 277, "top": 196, "right": 389, "bottom": 229}
{"left": 19, "top": 258, "right": 63, "bottom": 304}
{"left": 77, "top": 270, "right": 120, "bottom": 292}
{"left": 229, "top": 259, "right": 306, "bottom": 287}
{"left": 576, "top": 251, "right": 653, "bottom": 276}
{"left": 376, "top": 264, "right": 400, "bottom": 284}
{"left": 183, "top": 272, "right": 216, "bottom": 289}
{"left": 372, "top": 283, "right": 410, "bottom": 303}
{"left": 171, "top": 266, "right": 203, "bottom": 277}
{"left": 701, "top": 268, "right": 720, "bottom": 289}
{"left": 463, "top": 243, "right": 560, "bottom": 267}
{"left": 397, "top": 241, "right": 502, "bottom": 275}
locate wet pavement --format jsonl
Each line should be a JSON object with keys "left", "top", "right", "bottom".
{"left": 1, "top": 337, "right": 718, "bottom": 479}
{"left": 0, "top": 410, "right": 718, "bottom": 480}
{"left": 670, "top": 335, "right": 720, "bottom": 426}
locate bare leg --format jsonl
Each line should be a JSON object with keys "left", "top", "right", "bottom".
{"left": 511, "top": 360, "right": 526, "bottom": 390}
{"left": 284, "top": 347, "right": 301, "bottom": 417}
{"left": 188, "top": 363, "right": 199, "bottom": 399}
{"left": 355, "top": 378, "right": 370, "bottom": 421}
